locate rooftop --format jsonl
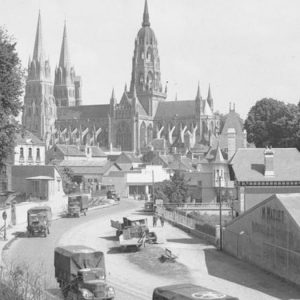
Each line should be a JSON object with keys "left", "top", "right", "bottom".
{"left": 230, "top": 148, "right": 300, "bottom": 182}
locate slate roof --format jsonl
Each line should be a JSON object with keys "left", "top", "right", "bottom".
{"left": 56, "top": 160, "right": 107, "bottom": 167}
{"left": 230, "top": 148, "right": 300, "bottom": 182}
{"left": 154, "top": 100, "right": 195, "bottom": 120}
{"left": 55, "top": 145, "right": 86, "bottom": 156}
{"left": 90, "top": 146, "right": 107, "bottom": 157}
{"left": 15, "top": 130, "right": 44, "bottom": 146}
{"left": 57, "top": 105, "right": 110, "bottom": 120}
{"left": 11, "top": 165, "right": 55, "bottom": 178}
{"left": 115, "top": 152, "right": 142, "bottom": 164}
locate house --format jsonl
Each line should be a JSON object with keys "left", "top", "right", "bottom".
{"left": 14, "top": 130, "right": 46, "bottom": 166}
{"left": 229, "top": 147, "right": 300, "bottom": 212}
{"left": 223, "top": 193, "right": 300, "bottom": 286}
{"left": 102, "top": 164, "right": 170, "bottom": 198}
{"left": 114, "top": 152, "right": 142, "bottom": 171}
{"left": 11, "top": 165, "right": 64, "bottom": 202}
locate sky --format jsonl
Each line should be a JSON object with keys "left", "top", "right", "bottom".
{"left": 2, "top": 0, "right": 300, "bottom": 119}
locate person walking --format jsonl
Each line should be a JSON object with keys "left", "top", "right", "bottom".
{"left": 159, "top": 214, "right": 165, "bottom": 227}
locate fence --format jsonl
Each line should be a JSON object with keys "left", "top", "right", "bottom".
{"left": 157, "top": 206, "right": 217, "bottom": 245}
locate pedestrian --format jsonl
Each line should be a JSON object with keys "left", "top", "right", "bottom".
{"left": 153, "top": 214, "right": 157, "bottom": 227}
{"left": 160, "top": 214, "right": 165, "bottom": 227}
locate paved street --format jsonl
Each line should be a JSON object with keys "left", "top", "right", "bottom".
{"left": 3, "top": 199, "right": 300, "bottom": 300}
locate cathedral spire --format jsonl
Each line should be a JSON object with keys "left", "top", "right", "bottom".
{"left": 33, "top": 10, "right": 44, "bottom": 62}
{"left": 142, "top": 0, "right": 150, "bottom": 27}
{"left": 207, "top": 84, "right": 212, "bottom": 100}
{"left": 195, "top": 82, "right": 201, "bottom": 100}
{"left": 59, "top": 20, "right": 71, "bottom": 68}
{"left": 207, "top": 84, "right": 214, "bottom": 111}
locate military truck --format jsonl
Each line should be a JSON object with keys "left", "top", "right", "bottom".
{"left": 152, "top": 284, "right": 239, "bottom": 300}
{"left": 68, "top": 194, "right": 89, "bottom": 217}
{"left": 27, "top": 206, "right": 52, "bottom": 237}
{"left": 54, "top": 245, "right": 115, "bottom": 300}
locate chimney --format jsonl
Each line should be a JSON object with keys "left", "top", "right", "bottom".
{"left": 227, "top": 128, "right": 236, "bottom": 160}
{"left": 264, "top": 146, "right": 275, "bottom": 176}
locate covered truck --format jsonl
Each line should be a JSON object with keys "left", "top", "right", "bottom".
{"left": 27, "top": 206, "right": 52, "bottom": 237}
{"left": 54, "top": 245, "right": 115, "bottom": 299}
{"left": 152, "top": 284, "right": 239, "bottom": 300}
{"left": 68, "top": 194, "right": 89, "bottom": 217}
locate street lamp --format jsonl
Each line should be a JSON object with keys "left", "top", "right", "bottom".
{"left": 217, "top": 169, "right": 222, "bottom": 250}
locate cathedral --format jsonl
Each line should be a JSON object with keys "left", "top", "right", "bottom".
{"left": 22, "top": 1, "right": 220, "bottom": 154}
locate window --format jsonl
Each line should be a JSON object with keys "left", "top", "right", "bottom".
{"left": 28, "top": 148, "right": 33, "bottom": 160}
{"left": 20, "top": 147, "right": 24, "bottom": 159}
{"left": 36, "top": 148, "right": 40, "bottom": 162}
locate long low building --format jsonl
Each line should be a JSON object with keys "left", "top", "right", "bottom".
{"left": 223, "top": 193, "right": 300, "bottom": 286}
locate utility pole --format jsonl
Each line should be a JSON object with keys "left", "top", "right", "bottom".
{"left": 217, "top": 170, "right": 222, "bottom": 250}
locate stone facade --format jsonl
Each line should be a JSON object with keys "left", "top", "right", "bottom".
{"left": 22, "top": 1, "right": 220, "bottom": 153}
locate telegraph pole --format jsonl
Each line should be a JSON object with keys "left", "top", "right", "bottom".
{"left": 217, "top": 170, "right": 222, "bottom": 250}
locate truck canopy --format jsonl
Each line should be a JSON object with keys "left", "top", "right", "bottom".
{"left": 152, "top": 284, "right": 239, "bottom": 300}
{"left": 27, "top": 206, "right": 52, "bottom": 225}
{"left": 68, "top": 195, "right": 89, "bottom": 210}
{"left": 54, "top": 245, "right": 105, "bottom": 282}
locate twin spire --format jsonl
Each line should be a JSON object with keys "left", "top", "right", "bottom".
{"left": 32, "top": 11, "right": 72, "bottom": 71}
{"left": 33, "top": 10, "right": 44, "bottom": 62}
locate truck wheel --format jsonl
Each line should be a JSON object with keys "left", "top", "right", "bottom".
{"left": 83, "top": 210, "right": 87, "bottom": 216}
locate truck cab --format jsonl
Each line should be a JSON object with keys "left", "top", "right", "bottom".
{"left": 27, "top": 206, "right": 52, "bottom": 237}
{"left": 68, "top": 194, "right": 89, "bottom": 217}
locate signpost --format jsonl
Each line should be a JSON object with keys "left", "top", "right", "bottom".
{"left": 2, "top": 211, "right": 7, "bottom": 241}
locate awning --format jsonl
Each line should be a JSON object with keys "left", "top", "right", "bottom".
{"left": 26, "top": 176, "right": 54, "bottom": 180}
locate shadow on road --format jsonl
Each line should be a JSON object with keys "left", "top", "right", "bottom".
{"left": 107, "top": 246, "right": 140, "bottom": 254}
{"left": 167, "top": 238, "right": 201, "bottom": 244}
{"left": 11, "top": 231, "right": 27, "bottom": 238}
{"left": 204, "top": 248, "right": 300, "bottom": 300}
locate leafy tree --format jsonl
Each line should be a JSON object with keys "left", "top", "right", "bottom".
{"left": 153, "top": 170, "right": 189, "bottom": 204}
{"left": 0, "top": 28, "right": 24, "bottom": 166}
{"left": 244, "top": 98, "right": 298, "bottom": 147}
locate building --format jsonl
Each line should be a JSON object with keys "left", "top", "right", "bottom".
{"left": 223, "top": 193, "right": 300, "bottom": 286}
{"left": 14, "top": 129, "right": 46, "bottom": 166}
{"left": 22, "top": 1, "right": 220, "bottom": 154}
{"left": 229, "top": 147, "right": 300, "bottom": 212}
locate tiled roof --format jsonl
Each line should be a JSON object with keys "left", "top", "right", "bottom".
{"left": 15, "top": 130, "right": 44, "bottom": 145}
{"left": 55, "top": 144, "right": 86, "bottom": 156}
{"left": 57, "top": 104, "right": 110, "bottom": 120}
{"left": 154, "top": 100, "right": 195, "bottom": 120}
{"left": 115, "top": 152, "right": 142, "bottom": 164}
{"left": 12, "top": 165, "right": 55, "bottom": 178}
{"left": 230, "top": 148, "right": 300, "bottom": 181}
{"left": 56, "top": 160, "right": 107, "bottom": 167}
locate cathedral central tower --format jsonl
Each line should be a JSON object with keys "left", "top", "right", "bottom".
{"left": 129, "top": 0, "right": 166, "bottom": 116}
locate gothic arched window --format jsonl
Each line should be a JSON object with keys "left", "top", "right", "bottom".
{"left": 140, "top": 122, "right": 147, "bottom": 148}
{"left": 116, "top": 121, "right": 132, "bottom": 151}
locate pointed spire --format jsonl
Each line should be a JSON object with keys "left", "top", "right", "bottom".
{"left": 59, "top": 20, "right": 71, "bottom": 68}
{"left": 195, "top": 82, "right": 201, "bottom": 100}
{"left": 214, "top": 143, "right": 225, "bottom": 163}
{"left": 142, "top": 0, "right": 150, "bottom": 27}
{"left": 207, "top": 84, "right": 212, "bottom": 100}
{"left": 33, "top": 10, "right": 45, "bottom": 62}
{"left": 111, "top": 88, "right": 116, "bottom": 101}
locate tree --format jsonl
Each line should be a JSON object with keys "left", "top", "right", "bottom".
{"left": 153, "top": 170, "right": 189, "bottom": 204}
{"left": 244, "top": 98, "right": 298, "bottom": 147}
{"left": 0, "top": 28, "right": 24, "bottom": 166}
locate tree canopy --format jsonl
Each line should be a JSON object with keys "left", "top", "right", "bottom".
{"left": 244, "top": 98, "right": 300, "bottom": 148}
{"left": 153, "top": 171, "right": 189, "bottom": 204}
{"left": 0, "top": 28, "right": 23, "bottom": 166}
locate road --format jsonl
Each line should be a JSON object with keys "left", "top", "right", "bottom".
{"left": 3, "top": 199, "right": 148, "bottom": 300}
{"left": 4, "top": 199, "right": 300, "bottom": 300}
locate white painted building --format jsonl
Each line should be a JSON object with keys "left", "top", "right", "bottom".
{"left": 14, "top": 130, "right": 46, "bottom": 166}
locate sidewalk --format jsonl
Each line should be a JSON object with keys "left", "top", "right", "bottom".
{"left": 0, "top": 200, "right": 118, "bottom": 266}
